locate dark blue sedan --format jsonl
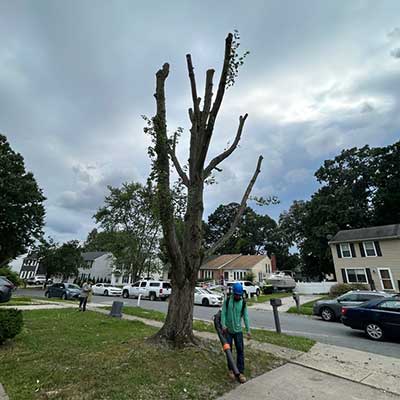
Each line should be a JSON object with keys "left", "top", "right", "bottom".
{"left": 342, "top": 297, "right": 400, "bottom": 341}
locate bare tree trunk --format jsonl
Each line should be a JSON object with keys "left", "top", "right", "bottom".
{"left": 149, "top": 33, "right": 264, "bottom": 346}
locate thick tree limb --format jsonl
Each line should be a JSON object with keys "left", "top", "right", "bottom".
{"left": 168, "top": 145, "right": 190, "bottom": 187}
{"left": 154, "top": 63, "right": 185, "bottom": 283}
{"left": 186, "top": 54, "right": 201, "bottom": 119}
{"left": 205, "top": 155, "right": 263, "bottom": 257}
{"left": 201, "top": 69, "right": 214, "bottom": 127}
{"left": 197, "top": 33, "right": 233, "bottom": 168}
{"left": 204, "top": 114, "right": 248, "bottom": 177}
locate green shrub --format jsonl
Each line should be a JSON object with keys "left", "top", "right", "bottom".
{"left": 0, "top": 267, "right": 22, "bottom": 287}
{"left": 330, "top": 283, "right": 368, "bottom": 297}
{"left": 0, "top": 309, "right": 23, "bottom": 344}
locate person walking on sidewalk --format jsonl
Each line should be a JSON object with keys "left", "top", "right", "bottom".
{"left": 221, "top": 282, "right": 251, "bottom": 383}
{"left": 78, "top": 281, "right": 91, "bottom": 312}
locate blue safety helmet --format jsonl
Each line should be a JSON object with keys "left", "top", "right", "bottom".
{"left": 232, "top": 282, "right": 243, "bottom": 295}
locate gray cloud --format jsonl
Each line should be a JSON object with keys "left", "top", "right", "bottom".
{"left": 1, "top": 1, "right": 400, "bottom": 240}
{"left": 390, "top": 48, "right": 400, "bottom": 58}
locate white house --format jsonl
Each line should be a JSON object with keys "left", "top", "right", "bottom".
{"left": 79, "top": 252, "right": 122, "bottom": 285}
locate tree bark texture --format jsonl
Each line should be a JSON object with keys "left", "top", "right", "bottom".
{"left": 151, "top": 34, "right": 263, "bottom": 346}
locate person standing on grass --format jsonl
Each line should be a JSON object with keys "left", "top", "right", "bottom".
{"left": 221, "top": 282, "right": 251, "bottom": 383}
{"left": 78, "top": 281, "right": 91, "bottom": 312}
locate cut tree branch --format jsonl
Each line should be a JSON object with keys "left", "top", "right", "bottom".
{"left": 205, "top": 155, "right": 263, "bottom": 257}
{"left": 204, "top": 113, "right": 248, "bottom": 177}
{"left": 168, "top": 139, "right": 190, "bottom": 187}
{"left": 186, "top": 54, "right": 201, "bottom": 119}
{"left": 197, "top": 33, "right": 233, "bottom": 168}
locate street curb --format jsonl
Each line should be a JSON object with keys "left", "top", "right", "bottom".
{"left": 0, "top": 383, "right": 9, "bottom": 400}
{"left": 289, "top": 360, "right": 400, "bottom": 398}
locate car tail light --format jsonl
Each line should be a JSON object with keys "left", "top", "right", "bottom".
{"left": 341, "top": 307, "right": 348, "bottom": 316}
{"left": 160, "top": 288, "right": 163, "bottom": 294}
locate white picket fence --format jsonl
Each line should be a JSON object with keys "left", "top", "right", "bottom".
{"left": 294, "top": 281, "right": 337, "bottom": 295}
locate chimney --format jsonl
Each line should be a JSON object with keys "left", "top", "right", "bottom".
{"left": 271, "top": 253, "right": 277, "bottom": 272}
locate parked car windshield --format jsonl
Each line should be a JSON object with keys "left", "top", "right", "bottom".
{"left": 66, "top": 284, "right": 80, "bottom": 289}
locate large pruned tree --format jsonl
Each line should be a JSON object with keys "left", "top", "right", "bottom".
{"left": 0, "top": 134, "right": 46, "bottom": 266}
{"left": 147, "top": 32, "right": 264, "bottom": 345}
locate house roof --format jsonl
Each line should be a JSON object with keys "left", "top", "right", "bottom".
{"left": 200, "top": 254, "right": 269, "bottom": 270}
{"left": 81, "top": 252, "right": 110, "bottom": 261}
{"left": 329, "top": 224, "right": 400, "bottom": 244}
{"left": 201, "top": 254, "right": 241, "bottom": 270}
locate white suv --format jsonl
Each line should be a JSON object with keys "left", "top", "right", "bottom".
{"left": 227, "top": 281, "right": 260, "bottom": 298}
{"left": 122, "top": 280, "right": 172, "bottom": 301}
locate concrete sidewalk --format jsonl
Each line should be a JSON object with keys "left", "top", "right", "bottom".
{"left": 249, "top": 294, "right": 321, "bottom": 312}
{"left": 218, "top": 363, "right": 398, "bottom": 400}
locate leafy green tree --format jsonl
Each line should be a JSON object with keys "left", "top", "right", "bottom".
{"left": 36, "top": 239, "right": 84, "bottom": 281}
{"left": 89, "top": 182, "right": 161, "bottom": 280}
{"left": 280, "top": 141, "right": 400, "bottom": 278}
{"left": 0, "top": 134, "right": 45, "bottom": 265}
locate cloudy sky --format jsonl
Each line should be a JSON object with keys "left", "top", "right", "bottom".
{"left": 1, "top": 0, "right": 400, "bottom": 243}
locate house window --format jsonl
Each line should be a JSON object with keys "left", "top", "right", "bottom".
{"left": 363, "top": 241, "right": 377, "bottom": 257}
{"left": 340, "top": 243, "right": 352, "bottom": 258}
{"left": 346, "top": 268, "right": 368, "bottom": 284}
{"left": 204, "top": 270, "right": 212, "bottom": 279}
{"left": 378, "top": 268, "right": 395, "bottom": 290}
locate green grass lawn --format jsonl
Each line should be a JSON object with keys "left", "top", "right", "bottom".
{"left": 246, "top": 292, "right": 291, "bottom": 306}
{"left": 0, "top": 309, "right": 282, "bottom": 400}
{"left": 287, "top": 297, "right": 330, "bottom": 316}
{"left": 117, "top": 306, "right": 315, "bottom": 352}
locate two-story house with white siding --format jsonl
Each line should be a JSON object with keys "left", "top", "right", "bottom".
{"left": 329, "top": 224, "right": 400, "bottom": 292}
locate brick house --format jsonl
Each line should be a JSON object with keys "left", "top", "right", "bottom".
{"left": 198, "top": 254, "right": 274, "bottom": 284}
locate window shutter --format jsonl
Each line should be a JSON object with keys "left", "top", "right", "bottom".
{"left": 374, "top": 241, "right": 382, "bottom": 257}
{"left": 336, "top": 244, "right": 342, "bottom": 258}
{"left": 341, "top": 269, "right": 347, "bottom": 283}
{"left": 365, "top": 268, "right": 375, "bottom": 290}
{"left": 359, "top": 243, "right": 366, "bottom": 257}
{"left": 350, "top": 243, "right": 356, "bottom": 258}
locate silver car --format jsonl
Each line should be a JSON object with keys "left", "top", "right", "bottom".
{"left": 313, "top": 290, "right": 394, "bottom": 322}
{"left": 0, "top": 276, "right": 15, "bottom": 303}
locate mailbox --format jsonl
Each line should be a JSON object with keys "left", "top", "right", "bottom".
{"left": 270, "top": 298, "right": 282, "bottom": 307}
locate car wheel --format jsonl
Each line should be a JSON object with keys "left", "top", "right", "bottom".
{"left": 365, "top": 323, "right": 384, "bottom": 341}
{"left": 62, "top": 293, "right": 68, "bottom": 300}
{"left": 320, "top": 307, "right": 334, "bottom": 322}
{"left": 122, "top": 290, "right": 129, "bottom": 299}
{"left": 202, "top": 298, "right": 210, "bottom": 306}
{"left": 104, "top": 290, "right": 109, "bottom": 296}
{"left": 256, "top": 289, "right": 260, "bottom": 296}
{"left": 149, "top": 292, "right": 156, "bottom": 301}
{"left": 244, "top": 291, "right": 249, "bottom": 299}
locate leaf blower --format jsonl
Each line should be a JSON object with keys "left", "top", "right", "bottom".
{"left": 213, "top": 310, "right": 241, "bottom": 382}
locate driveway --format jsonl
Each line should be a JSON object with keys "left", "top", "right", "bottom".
{"left": 17, "top": 288, "right": 400, "bottom": 358}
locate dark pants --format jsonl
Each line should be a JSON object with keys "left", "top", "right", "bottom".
{"left": 226, "top": 331, "right": 245, "bottom": 373}
{"left": 79, "top": 296, "right": 88, "bottom": 311}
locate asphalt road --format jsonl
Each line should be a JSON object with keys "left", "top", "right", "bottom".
{"left": 17, "top": 288, "right": 400, "bottom": 359}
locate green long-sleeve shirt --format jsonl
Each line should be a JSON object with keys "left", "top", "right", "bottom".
{"left": 221, "top": 297, "right": 250, "bottom": 334}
